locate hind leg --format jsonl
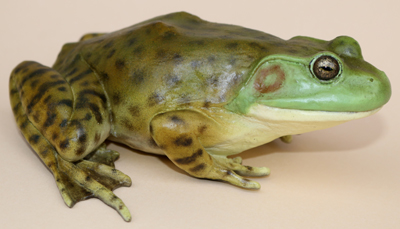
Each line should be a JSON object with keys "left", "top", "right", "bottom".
{"left": 10, "top": 61, "right": 132, "bottom": 221}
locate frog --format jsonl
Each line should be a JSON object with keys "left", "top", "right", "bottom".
{"left": 9, "top": 12, "right": 391, "bottom": 222}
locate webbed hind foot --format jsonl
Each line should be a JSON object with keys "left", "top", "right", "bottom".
{"left": 55, "top": 146, "right": 132, "bottom": 221}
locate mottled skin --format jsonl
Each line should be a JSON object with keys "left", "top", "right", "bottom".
{"left": 9, "top": 12, "right": 391, "bottom": 221}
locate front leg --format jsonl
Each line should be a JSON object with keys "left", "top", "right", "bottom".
{"left": 150, "top": 111, "right": 270, "bottom": 189}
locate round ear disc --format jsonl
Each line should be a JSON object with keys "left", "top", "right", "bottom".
{"left": 311, "top": 55, "right": 340, "bottom": 81}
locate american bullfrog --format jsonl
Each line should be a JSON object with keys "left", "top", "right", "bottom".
{"left": 9, "top": 12, "right": 391, "bottom": 221}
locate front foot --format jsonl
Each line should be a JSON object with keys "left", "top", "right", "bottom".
{"left": 209, "top": 156, "right": 270, "bottom": 189}
{"left": 53, "top": 148, "right": 132, "bottom": 221}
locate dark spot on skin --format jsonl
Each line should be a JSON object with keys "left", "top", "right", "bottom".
{"left": 178, "top": 93, "right": 191, "bottom": 104}
{"left": 111, "top": 169, "right": 117, "bottom": 174}
{"left": 29, "top": 135, "right": 40, "bottom": 144}
{"left": 226, "top": 42, "right": 239, "bottom": 49}
{"left": 50, "top": 74, "right": 59, "bottom": 79}
{"left": 69, "top": 69, "right": 92, "bottom": 84}
{"left": 198, "top": 125, "right": 207, "bottom": 134}
{"left": 76, "top": 97, "right": 89, "bottom": 109}
{"left": 58, "top": 87, "right": 67, "bottom": 92}
{"left": 156, "top": 49, "right": 167, "bottom": 60}
{"left": 119, "top": 205, "right": 123, "bottom": 210}
{"left": 32, "top": 113, "right": 40, "bottom": 123}
{"left": 121, "top": 118, "right": 136, "bottom": 131}
{"left": 52, "top": 133, "right": 58, "bottom": 141}
{"left": 115, "top": 59, "right": 125, "bottom": 70}
{"left": 174, "top": 135, "right": 193, "bottom": 147}
{"left": 12, "top": 102, "right": 21, "bottom": 113}
{"left": 94, "top": 133, "right": 101, "bottom": 143}
{"left": 171, "top": 115, "right": 184, "bottom": 124}
{"left": 100, "top": 72, "right": 109, "bottom": 82}
{"left": 106, "top": 49, "right": 116, "bottom": 59}
{"left": 226, "top": 170, "right": 233, "bottom": 176}
{"left": 30, "top": 80, "right": 39, "bottom": 88}
{"left": 80, "top": 81, "right": 89, "bottom": 87}
{"left": 58, "top": 99, "right": 73, "bottom": 108}
{"left": 78, "top": 89, "right": 107, "bottom": 104}
{"left": 203, "top": 101, "right": 211, "bottom": 108}
{"left": 208, "top": 55, "right": 216, "bottom": 63}
{"left": 40, "top": 150, "right": 49, "bottom": 158}
{"left": 19, "top": 68, "right": 52, "bottom": 88}
{"left": 110, "top": 195, "right": 118, "bottom": 202}
{"left": 128, "top": 105, "right": 140, "bottom": 117}
{"left": 78, "top": 132, "right": 87, "bottom": 144}
{"left": 127, "top": 37, "right": 136, "bottom": 47}
{"left": 19, "top": 119, "right": 29, "bottom": 130}
{"left": 60, "top": 119, "right": 68, "bottom": 127}
{"left": 44, "top": 111, "right": 57, "bottom": 128}
{"left": 13, "top": 61, "right": 35, "bottom": 74}
{"left": 26, "top": 80, "right": 66, "bottom": 111}
{"left": 174, "top": 149, "right": 203, "bottom": 165}
{"left": 131, "top": 68, "right": 145, "bottom": 84}
{"left": 161, "top": 30, "right": 177, "bottom": 40}
{"left": 245, "top": 166, "right": 253, "bottom": 171}
{"left": 147, "top": 93, "right": 164, "bottom": 107}
{"left": 112, "top": 92, "right": 121, "bottom": 105}
{"left": 248, "top": 42, "right": 268, "bottom": 52}
{"left": 85, "top": 176, "right": 91, "bottom": 182}
{"left": 173, "top": 53, "right": 183, "bottom": 64}
{"left": 59, "top": 139, "right": 70, "bottom": 149}
{"left": 133, "top": 46, "right": 144, "bottom": 56}
{"left": 206, "top": 75, "right": 219, "bottom": 87}
{"left": 84, "top": 113, "right": 92, "bottom": 121}
{"left": 10, "top": 88, "right": 18, "bottom": 95}
{"left": 165, "top": 74, "right": 181, "bottom": 87}
{"left": 70, "top": 120, "right": 82, "bottom": 128}
{"left": 66, "top": 68, "right": 78, "bottom": 77}
{"left": 44, "top": 95, "right": 52, "bottom": 104}
{"left": 190, "top": 163, "right": 206, "bottom": 173}
{"left": 88, "top": 103, "right": 103, "bottom": 124}
{"left": 254, "top": 65, "right": 285, "bottom": 94}
{"left": 76, "top": 146, "right": 86, "bottom": 156}
{"left": 103, "top": 41, "right": 113, "bottom": 49}
{"left": 47, "top": 162, "right": 54, "bottom": 168}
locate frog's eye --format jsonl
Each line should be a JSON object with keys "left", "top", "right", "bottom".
{"left": 311, "top": 55, "right": 340, "bottom": 81}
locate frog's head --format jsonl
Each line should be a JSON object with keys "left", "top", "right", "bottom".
{"left": 226, "top": 36, "right": 391, "bottom": 134}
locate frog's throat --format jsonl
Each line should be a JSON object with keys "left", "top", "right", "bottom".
{"left": 246, "top": 104, "right": 381, "bottom": 136}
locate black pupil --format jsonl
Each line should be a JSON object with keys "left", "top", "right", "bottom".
{"left": 321, "top": 66, "right": 333, "bottom": 71}
{"left": 312, "top": 56, "right": 340, "bottom": 80}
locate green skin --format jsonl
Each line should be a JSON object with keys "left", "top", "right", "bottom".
{"left": 9, "top": 12, "right": 391, "bottom": 222}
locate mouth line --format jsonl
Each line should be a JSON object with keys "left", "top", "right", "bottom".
{"left": 247, "top": 104, "right": 381, "bottom": 122}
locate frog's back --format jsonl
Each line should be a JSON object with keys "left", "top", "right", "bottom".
{"left": 51, "top": 12, "right": 297, "bottom": 148}
{"left": 54, "top": 12, "right": 286, "bottom": 111}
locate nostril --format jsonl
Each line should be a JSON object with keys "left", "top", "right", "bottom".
{"left": 369, "top": 78, "right": 374, "bottom": 82}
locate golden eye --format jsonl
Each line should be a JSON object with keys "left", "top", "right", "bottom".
{"left": 311, "top": 55, "right": 340, "bottom": 81}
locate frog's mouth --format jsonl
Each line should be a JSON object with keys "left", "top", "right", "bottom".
{"left": 248, "top": 104, "right": 381, "bottom": 122}
{"left": 245, "top": 104, "right": 381, "bottom": 136}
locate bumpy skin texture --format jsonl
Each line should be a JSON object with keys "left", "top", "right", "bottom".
{"left": 9, "top": 12, "right": 391, "bottom": 222}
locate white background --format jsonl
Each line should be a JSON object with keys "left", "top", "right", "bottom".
{"left": 1, "top": 0, "right": 399, "bottom": 228}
